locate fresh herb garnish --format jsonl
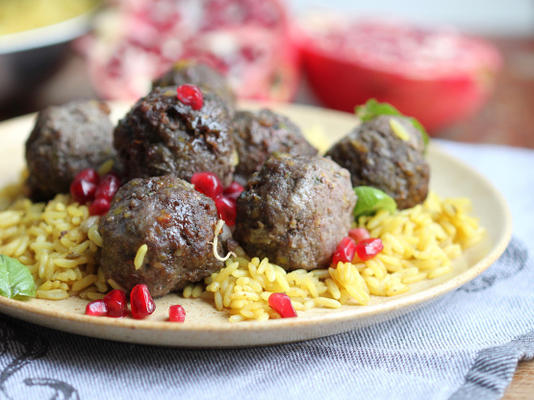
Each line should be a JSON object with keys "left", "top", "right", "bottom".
{"left": 353, "top": 186, "right": 397, "bottom": 219}
{"left": 355, "top": 99, "right": 429, "bottom": 148}
{"left": 0, "top": 255, "right": 36, "bottom": 300}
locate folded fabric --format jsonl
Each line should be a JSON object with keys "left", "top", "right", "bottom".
{"left": 0, "top": 141, "right": 533, "bottom": 400}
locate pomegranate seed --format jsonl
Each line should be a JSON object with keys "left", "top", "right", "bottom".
{"left": 103, "top": 289, "right": 127, "bottom": 318}
{"left": 348, "top": 228, "right": 370, "bottom": 243}
{"left": 89, "top": 197, "right": 111, "bottom": 216}
{"left": 75, "top": 168, "right": 99, "bottom": 185}
{"left": 355, "top": 238, "right": 384, "bottom": 261}
{"left": 223, "top": 182, "right": 244, "bottom": 201}
{"left": 191, "top": 172, "right": 223, "bottom": 199}
{"left": 176, "top": 84, "right": 203, "bottom": 110}
{"left": 215, "top": 195, "right": 237, "bottom": 227}
{"left": 85, "top": 300, "right": 107, "bottom": 316}
{"left": 95, "top": 173, "right": 121, "bottom": 201}
{"left": 70, "top": 179, "right": 97, "bottom": 204}
{"left": 268, "top": 293, "right": 297, "bottom": 318}
{"left": 130, "top": 284, "right": 155, "bottom": 319}
{"left": 331, "top": 237, "right": 357, "bottom": 267}
{"left": 168, "top": 305, "right": 186, "bottom": 322}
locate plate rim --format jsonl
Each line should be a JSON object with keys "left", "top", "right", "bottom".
{"left": 0, "top": 104, "right": 513, "bottom": 341}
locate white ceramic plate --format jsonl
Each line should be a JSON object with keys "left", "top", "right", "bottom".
{"left": 0, "top": 103, "right": 512, "bottom": 347}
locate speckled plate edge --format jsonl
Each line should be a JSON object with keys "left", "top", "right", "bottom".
{"left": 0, "top": 102, "right": 512, "bottom": 347}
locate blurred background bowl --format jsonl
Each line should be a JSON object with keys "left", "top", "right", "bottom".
{"left": 0, "top": 5, "right": 96, "bottom": 106}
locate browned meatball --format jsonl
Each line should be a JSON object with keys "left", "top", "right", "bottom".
{"left": 325, "top": 115, "right": 429, "bottom": 209}
{"left": 114, "top": 86, "right": 237, "bottom": 186}
{"left": 234, "top": 153, "right": 356, "bottom": 270}
{"left": 25, "top": 100, "right": 115, "bottom": 200}
{"left": 99, "top": 175, "right": 229, "bottom": 297}
{"left": 152, "top": 59, "right": 235, "bottom": 113}
{"left": 231, "top": 109, "right": 318, "bottom": 185}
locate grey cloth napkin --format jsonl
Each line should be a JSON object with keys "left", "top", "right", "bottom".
{"left": 1, "top": 140, "right": 533, "bottom": 400}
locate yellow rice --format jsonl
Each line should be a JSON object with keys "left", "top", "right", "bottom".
{"left": 0, "top": 175, "right": 484, "bottom": 321}
{"left": 203, "top": 192, "right": 484, "bottom": 321}
{"left": 0, "top": 179, "right": 108, "bottom": 300}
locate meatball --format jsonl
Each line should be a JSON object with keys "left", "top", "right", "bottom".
{"left": 325, "top": 115, "right": 429, "bottom": 209}
{"left": 25, "top": 100, "right": 115, "bottom": 200}
{"left": 99, "top": 175, "right": 229, "bottom": 297}
{"left": 114, "top": 86, "right": 237, "bottom": 186}
{"left": 234, "top": 153, "right": 356, "bottom": 270}
{"left": 231, "top": 109, "right": 318, "bottom": 185}
{"left": 152, "top": 59, "right": 236, "bottom": 112}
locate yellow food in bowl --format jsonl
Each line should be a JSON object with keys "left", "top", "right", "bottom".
{"left": 0, "top": 0, "right": 98, "bottom": 35}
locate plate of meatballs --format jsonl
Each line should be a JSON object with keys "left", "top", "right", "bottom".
{"left": 0, "top": 61, "right": 511, "bottom": 347}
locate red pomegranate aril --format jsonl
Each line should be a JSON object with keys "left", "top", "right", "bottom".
{"left": 176, "top": 84, "right": 204, "bottom": 110}
{"left": 95, "top": 173, "right": 121, "bottom": 201}
{"left": 75, "top": 168, "right": 100, "bottom": 185}
{"left": 85, "top": 300, "right": 108, "bottom": 316}
{"left": 168, "top": 304, "right": 186, "bottom": 322}
{"left": 223, "top": 182, "right": 244, "bottom": 201}
{"left": 70, "top": 179, "right": 97, "bottom": 204}
{"left": 331, "top": 236, "right": 357, "bottom": 267}
{"left": 355, "top": 238, "right": 384, "bottom": 261}
{"left": 348, "top": 228, "right": 370, "bottom": 243}
{"left": 104, "top": 289, "right": 127, "bottom": 318}
{"left": 191, "top": 172, "right": 223, "bottom": 199}
{"left": 268, "top": 293, "right": 297, "bottom": 318}
{"left": 215, "top": 195, "right": 237, "bottom": 227}
{"left": 130, "top": 284, "right": 156, "bottom": 319}
{"left": 89, "top": 197, "right": 111, "bottom": 216}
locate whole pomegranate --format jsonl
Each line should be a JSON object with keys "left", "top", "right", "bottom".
{"left": 296, "top": 16, "right": 501, "bottom": 132}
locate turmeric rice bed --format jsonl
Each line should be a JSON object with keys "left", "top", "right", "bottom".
{"left": 0, "top": 178, "right": 484, "bottom": 321}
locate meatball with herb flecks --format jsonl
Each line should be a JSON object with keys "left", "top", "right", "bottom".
{"left": 25, "top": 100, "right": 115, "bottom": 201}
{"left": 114, "top": 86, "right": 237, "bottom": 186}
{"left": 325, "top": 115, "right": 429, "bottom": 209}
{"left": 234, "top": 153, "right": 356, "bottom": 270}
{"left": 98, "top": 175, "right": 230, "bottom": 297}
{"left": 231, "top": 109, "right": 318, "bottom": 185}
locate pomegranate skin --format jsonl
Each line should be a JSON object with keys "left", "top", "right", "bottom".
{"left": 297, "top": 21, "right": 501, "bottom": 133}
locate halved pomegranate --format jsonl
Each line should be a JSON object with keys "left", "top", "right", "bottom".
{"left": 83, "top": 0, "right": 298, "bottom": 102}
{"left": 296, "top": 17, "right": 501, "bottom": 132}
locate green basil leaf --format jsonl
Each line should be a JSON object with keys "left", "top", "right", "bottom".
{"left": 353, "top": 186, "right": 397, "bottom": 218}
{"left": 355, "top": 99, "right": 429, "bottom": 150}
{"left": 0, "top": 255, "right": 36, "bottom": 300}
{"left": 0, "top": 258, "right": 10, "bottom": 298}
